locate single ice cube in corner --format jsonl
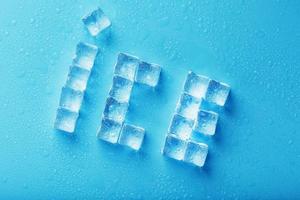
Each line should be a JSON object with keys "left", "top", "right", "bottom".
{"left": 183, "top": 71, "right": 210, "bottom": 98}
{"left": 135, "top": 61, "right": 161, "bottom": 87}
{"left": 118, "top": 124, "right": 145, "bottom": 151}
{"left": 82, "top": 7, "right": 111, "bottom": 37}
{"left": 184, "top": 141, "right": 208, "bottom": 167}
{"left": 59, "top": 87, "right": 84, "bottom": 112}
{"left": 205, "top": 79, "right": 230, "bottom": 106}
{"left": 54, "top": 107, "right": 79, "bottom": 133}
{"left": 109, "top": 75, "right": 133, "bottom": 102}
{"left": 176, "top": 93, "right": 202, "bottom": 120}
{"left": 97, "top": 118, "right": 122, "bottom": 144}
{"left": 168, "top": 114, "right": 194, "bottom": 140}
{"left": 73, "top": 42, "right": 98, "bottom": 71}
{"left": 66, "top": 64, "right": 91, "bottom": 91}
{"left": 162, "top": 134, "right": 187, "bottom": 161}
{"left": 114, "top": 53, "right": 140, "bottom": 81}
{"left": 103, "top": 97, "right": 129, "bottom": 123}
{"left": 194, "top": 110, "right": 218, "bottom": 136}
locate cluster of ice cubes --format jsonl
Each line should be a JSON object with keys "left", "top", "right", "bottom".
{"left": 54, "top": 42, "right": 99, "bottom": 133}
{"left": 163, "top": 71, "right": 230, "bottom": 167}
{"left": 97, "top": 53, "right": 161, "bottom": 151}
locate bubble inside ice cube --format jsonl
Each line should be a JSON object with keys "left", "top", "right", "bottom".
{"left": 118, "top": 124, "right": 145, "bottom": 151}
{"left": 72, "top": 42, "right": 98, "bottom": 71}
{"left": 205, "top": 79, "right": 230, "bottom": 106}
{"left": 59, "top": 87, "right": 84, "bottom": 113}
{"left": 183, "top": 71, "right": 210, "bottom": 99}
{"left": 82, "top": 7, "right": 111, "bottom": 37}
{"left": 103, "top": 97, "right": 129, "bottom": 123}
{"left": 168, "top": 114, "right": 194, "bottom": 140}
{"left": 109, "top": 75, "right": 134, "bottom": 102}
{"left": 66, "top": 64, "right": 91, "bottom": 91}
{"left": 184, "top": 141, "right": 208, "bottom": 167}
{"left": 176, "top": 93, "right": 202, "bottom": 120}
{"left": 54, "top": 107, "right": 79, "bottom": 133}
{"left": 194, "top": 110, "right": 218, "bottom": 136}
{"left": 162, "top": 134, "right": 187, "bottom": 161}
{"left": 114, "top": 53, "right": 140, "bottom": 81}
{"left": 135, "top": 61, "right": 161, "bottom": 87}
{"left": 97, "top": 118, "right": 122, "bottom": 144}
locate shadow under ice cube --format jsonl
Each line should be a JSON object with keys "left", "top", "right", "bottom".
{"left": 66, "top": 64, "right": 91, "bottom": 91}
{"left": 109, "top": 75, "right": 133, "bottom": 102}
{"left": 205, "top": 79, "right": 230, "bottom": 106}
{"left": 72, "top": 42, "right": 98, "bottom": 71}
{"left": 135, "top": 61, "right": 161, "bottom": 87}
{"left": 194, "top": 110, "right": 218, "bottom": 136}
{"left": 184, "top": 71, "right": 210, "bottom": 99}
{"left": 82, "top": 7, "right": 111, "bottom": 37}
{"left": 54, "top": 107, "right": 79, "bottom": 133}
{"left": 184, "top": 141, "right": 208, "bottom": 167}
{"left": 103, "top": 97, "right": 129, "bottom": 123}
{"left": 118, "top": 124, "right": 145, "bottom": 151}
{"left": 114, "top": 53, "right": 140, "bottom": 81}
{"left": 97, "top": 118, "right": 122, "bottom": 144}
{"left": 59, "top": 87, "right": 84, "bottom": 112}
{"left": 176, "top": 93, "right": 201, "bottom": 120}
{"left": 162, "top": 134, "right": 187, "bottom": 161}
{"left": 169, "top": 114, "right": 194, "bottom": 140}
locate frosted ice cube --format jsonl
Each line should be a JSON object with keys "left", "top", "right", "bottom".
{"left": 114, "top": 53, "right": 140, "bottom": 81}
{"left": 194, "top": 110, "right": 218, "bottom": 136}
{"left": 97, "top": 118, "right": 122, "bottom": 144}
{"left": 162, "top": 134, "right": 187, "bottom": 161}
{"left": 54, "top": 107, "right": 79, "bottom": 133}
{"left": 66, "top": 64, "right": 91, "bottom": 91}
{"left": 135, "top": 61, "right": 161, "bottom": 87}
{"left": 183, "top": 71, "right": 210, "bottom": 98}
{"left": 168, "top": 114, "right": 194, "bottom": 140}
{"left": 103, "top": 97, "right": 129, "bottom": 123}
{"left": 205, "top": 79, "right": 230, "bottom": 106}
{"left": 175, "top": 93, "right": 202, "bottom": 120}
{"left": 118, "top": 124, "right": 145, "bottom": 151}
{"left": 72, "top": 42, "right": 98, "bottom": 71}
{"left": 109, "top": 75, "right": 133, "bottom": 102}
{"left": 59, "top": 87, "right": 84, "bottom": 112}
{"left": 82, "top": 7, "right": 111, "bottom": 37}
{"left": 184, "top": 141, "right": 208, "bottom": 167}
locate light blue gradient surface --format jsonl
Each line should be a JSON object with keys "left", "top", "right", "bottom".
{"left": 0, "top": 0, "right": 300, "bottom": 199}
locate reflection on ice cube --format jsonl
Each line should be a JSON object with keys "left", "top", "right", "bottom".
{"left": 59, "top": 86, "right": 84, "bottom": 113}
{"left": 97, "top": 118, "right": 123, "bottom": 144}
{"left": 72, "top": 42, "right": 98, "bottom": 71}
{"left": 135, "top": 61, "right": 161, "bottom": 87}
{"left": 176, "top": 93, "right": 201, "bottom": 120}
{"left": 118, "top": 124, "right": 145, "bottom": 151}
{"left": 54, "top": 107, "right": 79, "bottom": 133}
{"left": 194, "top": 110, "right": 218, "bottom": 136}
{"left": 205, "top": 79, "right": 230, "bottom": 106}
{"left": 109, "top": 75, "right": 134, "bottom": 102}
{"left": 103, "top": 97, "right": 129, "bottom": 123}
{"left": 114, "top": 53, "right": 140, "bottom": 81}
{"left": 66, "top": 64, "right": 91, "bottom": 92}
{"left": 162, "top": 134, "right": 187, "bottom": 161}
{"left": 184, "top": 141, "right": 208, "bottom": 167}
{"left": 183, "top": 71, "right": 210, "bottom": 99}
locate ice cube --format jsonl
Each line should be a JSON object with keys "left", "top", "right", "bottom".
{"left": 103, "top": 97, "right": 129, "bottom": 123}
{"left": 54, "top": 107, "right": 79, "bottom": 133}
{"left": 135, "top": 61, "right": 161, "bottom": 87}
{"left": 82, "top": 7, "right": 111, "bottom": 37}
{"left": 184, "top": 141, "right": 208, "bottom": 167}
{"left": 162, "top": 134, "right": 187, "bottom": 161}
{"left": 109, "top": 75, "right": 134, "bottom": 102}
{"left": 205, "top": 79, "right": 230, "bottom": 106}
{"left": 168, "top": 114, "right": 194, "bottom": 140}
{"left": 59, "top": 87, "right": 84, "bottom": 112}
{"left": 194, "top": 110, "right": 218, "bottom": 136}
{"left": 118, "top": 124, "right": 145, "bottom": 151}
{"left": 183, "top": 71, "right": 210, "bottom": 98}
{"left": 175, "top": 93, "right": 202, "bottom": 120}
{"left": 114, "top": 53, "right": 140, "bottom": 81}
{"left": 72, "top": 42, "right": 98, "bottom": 71}
{"left": 97, "top": 118, "right": 122, "bottom": 144}
{"left": 66, "top": 64, "right": 91, "bottom": 91}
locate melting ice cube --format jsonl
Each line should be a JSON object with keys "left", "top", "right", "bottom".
{"left": 194, "top": 110, "right": 218, "bottom": 136}
{"left": 183, "top": 71, "right": 210, "bottom": 99}
{"left": 97, "top": 118, "right": 122, "bottom": 144}
{"left": 109, "top": 75, "right": 134, "bottom": 102}
{"left": 205, "top": 79, "right": 230, "bottom": 106}
{"left": 168, "top": 114, "right": 194, "bottom": 140}
{"left": 54, "top": 107, "right": 79, "bottom": 133}
{"left": 59, "top": 87, "right": 84, "bottom": 113}
{"left": 103, "top": 97, "right": 129, "bottom": 123}
{"left": 184, "top": 141, "right": 208, "bottom": 167}
{"left": 114, "top": 53, "right": 140, "bottom": 81}
{"left": 175, "top": 93, "right": 202, "bottom": 120}
{"left": 66, "top": 64, "right": 91, "bottom": 91}
{"left": 118, "top": 124, "right": 145, "bottom": 151}
{"left": 162, "top": 134, "right": 187, "bottom": 161}
{"left": 135, "top": 61, "right": 161, "bottom": 87}
{"left": 72, "top": 42, "right": 98, "bottom": 71}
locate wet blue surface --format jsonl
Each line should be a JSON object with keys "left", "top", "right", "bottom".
{"left": 0, "top": 0, "right": 300, "bottom": 199}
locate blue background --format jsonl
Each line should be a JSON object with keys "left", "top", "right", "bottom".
{"left": 1, "top": 0, "right": 299, "bottom": 199}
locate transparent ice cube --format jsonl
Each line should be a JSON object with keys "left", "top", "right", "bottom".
{"left": 59, "top": 87, "right": 84, "bottom": 112}
{"left": 176, "top": 93, "right": 202, "bottom": 120}
{"left": 205, "top": 79, "right": 230, "bottom": 106}
{"left": 184, "top": 141, "right": 208, "bottom": 167}
{"left": 103, "top": 97, "right": 129, "bottom": 123}
{"left": 97, "top": 118, "right": 122, "bottom": 144}
{"left": 114, "top": 53, "right": 140, "bottom": 81}
{"left": 194, "top": 110, "right": 218, "bottom": 136}
{"left": 162, "top": 134, "right": 187, "bottom": 161}
{"left": 168, "top": 114, "right": 194, "bottom": 140}
{"left": 135, "top": 61, "right": 161, "bottom": 87}
{"left": 66, "top": 64, "right": 91, "bottom": 91}
{"left": 109, "top": 75, "right": 133, "bottom": 102}
{"left": 72, "top": 42, "right": 98, "bottom": 71}
{"left": 183, "top": 71, "right": 210, "bottom": 98}
{"left": 54, "top": 107, "right": 79, "bottom": 133}
{"left": 82, "top": 7, "right": 111, "bottom": 37}
{"left": 118, "top": 124, "right": 145, "bottom": 151}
